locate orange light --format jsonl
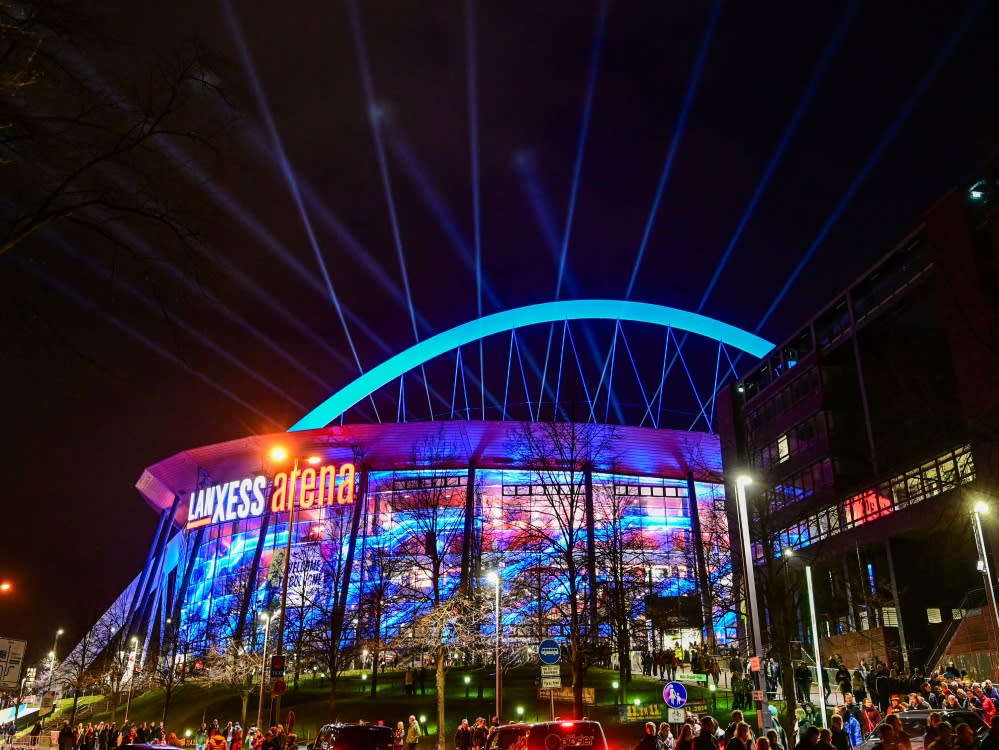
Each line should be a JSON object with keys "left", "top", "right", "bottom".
{"left": 306, "top": 455, "right": 322, "bottom": 465}
{"left": 269, "top": 446, "right": 289, "bottom": 462}
{"left": 0, "top": 582, "right": 11, "bottom": 593}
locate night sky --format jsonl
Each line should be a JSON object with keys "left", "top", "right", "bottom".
{"left": 1, "top": 1, "right": 997, "bottom": 660}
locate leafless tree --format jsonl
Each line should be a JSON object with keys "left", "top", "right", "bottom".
{"left": 507, "top": 420, "right": 617, "bottom": 719}
{"left": 0, "top": 0, "right": 235, "bottom": 261}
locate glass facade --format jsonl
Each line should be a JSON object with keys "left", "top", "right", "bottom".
{"left": 179, "top": 467, "right": 734, "bottom": 657}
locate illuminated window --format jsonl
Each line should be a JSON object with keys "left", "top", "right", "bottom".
{"left": 882, "top": 608, "right": 898, "bottom": 627}
{"left": 778, "top": 434, "right": 790, "bottom": 463}
{"left": 927, "top": 608, "right": 942, "bottom": 624}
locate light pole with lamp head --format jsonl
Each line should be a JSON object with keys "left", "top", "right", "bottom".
{"left": 734, "top": 475, "right": 772, "bottom": 730}
{"left": 268, "top": 445, "right": 321, "bottom": 721}
{"left": 46, "top": 628, "right": 64, "bottom": 694}
{"left": 971, "top": 500, "right": 999, "bottom": 648}
{"left": 123, "top": 636, "right": 139, "bottom": 722}
{"left": 487, "top": 570, "right": 502, "bottom": 722}
{"left": 256, "top": 609, "right": 279, "bottom": 730}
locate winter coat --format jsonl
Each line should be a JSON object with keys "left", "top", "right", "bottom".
{"left": 208, "top": 732, "right": 229, "bottom": 750}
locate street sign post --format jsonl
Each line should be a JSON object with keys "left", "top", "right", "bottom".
{"left": 540, "top": 665, "right": 560, "bottom": 677}
{"left": 663, "top": 681, "right": 688, "bottom": 708}
{"left": 538, "top": 640, "right": 561, "bottom": 665}
{"left": 270, "top": 655, "right": 285, "bottom": 679}
{"left": 667, "top": 708, "right": 684, "bottom": 723}
{"left": 538, "top": 640, "right": 561, "bottom": 720}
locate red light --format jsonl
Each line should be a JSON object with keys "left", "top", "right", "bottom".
{"left": 560, "top": 723, "right": 575, "bottom": 729}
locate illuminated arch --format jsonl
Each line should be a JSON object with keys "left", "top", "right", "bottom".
{"left": 290, "top": 299, "right": 774, "bottom": 431}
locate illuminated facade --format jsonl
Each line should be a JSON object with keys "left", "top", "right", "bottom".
{"left": 121, "top": 421, "right": 736, "bottom": 670}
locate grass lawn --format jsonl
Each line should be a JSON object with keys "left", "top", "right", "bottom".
{"left": 69, "top": 666, "right": 745, "bottom": 747}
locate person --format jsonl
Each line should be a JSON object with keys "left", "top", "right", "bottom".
{"left": 659, "top": 723, "right": 675, "bottom": 750}
{"left": 928, "top": 722, "right": 953, "bottom": 750}
{"left": 725, "top": 712, "right": 747, "bottom": 745}
{"left": 472, "top": 719, "right": 488, "bottom": 750}
{"left": 455, "top": 720, "right": 472, "bottom": 750}
{"left": 829, "top": 716, "right": 849, "bottom": 750}
{"left": 925, "top": 713, "right": 945, "bottom": 747}
{"left": 796, "top": 663, "right": 814, "bottom": 706}
{"left": 980, "top": 716, "right": 999, "bottom": 750}
{"left": 197, "top": 724, "right": 209, "bottom": 750}
{"left": 728, "top": 723, "right": 753, "bottom": 750}
{"left": 404, "top": 669, "right": 415, "bottom": 695}
{"left": 31, "top": 721, "right": 43, "bottom": 747}
{"left": 954, "top": 724, "right": 978, "bottom": 750}
{"left": 794, "top": 726, "right": 820, "bottom": 750}
{"left": 756, "top": 740, "right": 770, "bottom": 750}
{"left": 207, "top": 723, "right": 229, "bottom": 750}
{"left": 394, "top": 722, "right": 405, "bottom": 750}
{"left": 766, "top": 730, "right": 783, "bottom": 750}
{"left": 817, "top": 729, "right": 834, "bottom": 750}
{"left": 841, "top": 706, "right": 863, "bottom": 749}
{"left": 635, "top": 723, "right": 659, "bottom": 750}
{"left": 872, "top": 725, "right": 897, "bottom": 750}
{"left": 418, "top": 667, "right": 427, "bottom": 695}
{"left": 59, "top": 722, "right": 75, "bottom": 750}
{"left": 694, "top": 717, "right": 719, "bottom": 750}
{"left": 232, "top": 725, "right": 244, "bottom": 750}
{"left": 285, "top": 734, "right": 298, "bottom": 750}
{"left": 862, "top": 699, "right": 883, "bottom": 736}
{"left": 406, "top": 716, "right": 422, "bottom": 750}
{"left": 675, "top": 724, "right": 695, "bottom": 750}
{"left": 885, "top": 715, "right": 911, "bottom": 750}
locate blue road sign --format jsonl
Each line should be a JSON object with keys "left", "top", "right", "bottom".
{"left": 538, "top": 639, "right": 561, "bottom": 665}
{"left": 663, "top": 681, "right": 688, "bottom": 708}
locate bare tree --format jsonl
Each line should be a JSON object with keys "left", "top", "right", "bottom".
{"left": 0, "top": 0, "right": 234, "bottom": 259}
{"left": 507, "top": 420, "right": 617, "bottom": 719}
{"left": 387, "top": 431, "right": 469, "bottom": 750}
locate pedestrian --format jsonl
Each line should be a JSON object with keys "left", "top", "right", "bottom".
{"left": 727, "top": 723, "right": 753, "bottom": 750}
{"left": 394, "top": 722, "right": 405, "bottom": 750}
{"left": 635, "top": 723, "right": 658, "bottom": 750}
{"left": 955, "top": 724, "right": 978, "bottom": 750}
{"left": 659, "top": 723, "right": 675, "bottom": 750}
{"left": 197, "top": 724, "right": 208, "bottom": 750}
{"left": 829, "top": 716, "right": 849, "bottom": 750}
{"left": 207, "top": 723, "right": 229, "bottom": 750}
{"left": 455, "top": 720, "right": 472, "bottom": 750}
{"left": 406, "top": 716, "right": 422, "bottom": 750}
{"left": 472, "top": 720, "right": 488, "bottom": 750}
{"left": 694, "top": 717, "right": 719, "bottom": 750}
{"left": 675, "top": 725, "right": 695, "bottom": 750}
{"left": 404, "top": 669, "right": 414, "bottom": 696}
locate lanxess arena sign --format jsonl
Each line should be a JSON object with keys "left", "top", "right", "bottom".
{"left": 186, "top": 460, "right": 356, "bottom": 530}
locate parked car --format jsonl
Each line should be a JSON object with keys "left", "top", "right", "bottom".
{"left": 854, "top": 710, "right": 986, "bottom": 750}
{"left": 308, "top": 724, "right": 395, "bottom": 750}
{"left": 485, "top": 720, "right": 609, "bottom": 750}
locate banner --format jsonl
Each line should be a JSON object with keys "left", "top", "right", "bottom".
{"left": 0, "top": 638, "right": 27, "bottom": 691}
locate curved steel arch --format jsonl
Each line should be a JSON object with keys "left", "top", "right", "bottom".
{"left": 290, "top": 299, "right": 774, "bottom": 431}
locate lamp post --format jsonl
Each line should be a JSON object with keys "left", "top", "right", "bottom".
{"left": 487, "top": 570, "right": 502, "bottom": 722}
{"left": 269, "top": 446, "right": 320, "bottom": 720}
{"left": 971, "top": 501, "right": 999, "bottom": 647}
{"left": 734, "top": 475, "right": 771, "bottom": 730}
{"left": 804, "top": 565, "right": 827, "bottom": 728}
{"left": 256, "top": 610, "right": 279, "bottom": 731}
{"left": 124, "top": 637, "right": 139, "bottom": 722}
{"left": 46, "top": 628, "right": 64, "bottom": 694}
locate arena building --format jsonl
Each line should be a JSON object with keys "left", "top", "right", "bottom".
{"left": 74, "top": 300, "right": 776, "bottom": 682}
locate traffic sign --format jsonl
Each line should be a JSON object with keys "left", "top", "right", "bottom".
{"left": 667, "top": 709, "right": 685, "bottom": 723}
{"left": 663, "top": 681, "right": 687, "bottom": 708}
{"left": 749, "top": 656, "right": 761, "bottom": 672}
{"left": 538, "top": 639, "right": 561, "bottom": 665}
{"left": 270, "top": 655, "right": 285, "bottom": 678}
{"left": 541, "top": 677, "right": 562, "bottom": 690}
{"left": 272, "top": 678, "right": 287, "bottom": 696}
{"left": 540, "top": 664, "right": 560, "bottom": 677}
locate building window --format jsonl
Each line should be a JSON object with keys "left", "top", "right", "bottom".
{"left": 778, "top": 434, "right": 790, "bottom": 463}
{"left": 882, "top": 608, "right": 898, "bottom": 627}
{"left": 927, "top": 608, "right": 942, "bottom": 624}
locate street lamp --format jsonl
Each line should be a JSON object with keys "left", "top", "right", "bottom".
{"left": 124, "top": 637, "right": 139, "bottom": 722}
{"left": 268, "top": 446, "right": 320, "bottom": 720}
{"left": 257, "top": 610, "right": 279, "bottom": 730}
{"left": 487, "top": 570, "right": 502, "bottom": 722}
{"left": 804, "top": 565, "right": 827, "bottom": 728}
{"left": 46, "top": 628, "right": 64, "bottom": 695}
{"left": 971, "top": 501, "right": 999, "bottom": 647}
{"left": 734, "top": 475, "right": 772, "bottom": 730}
